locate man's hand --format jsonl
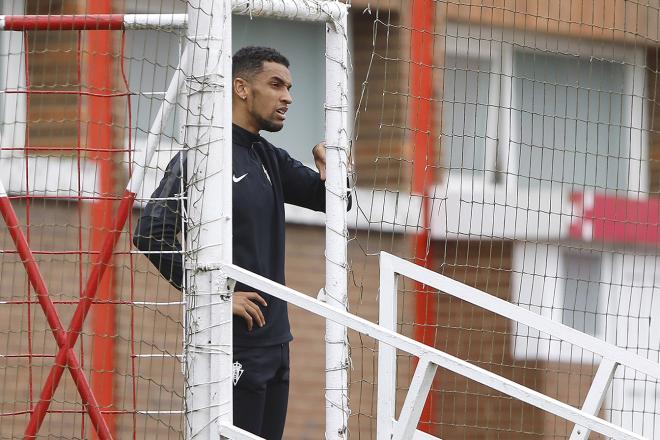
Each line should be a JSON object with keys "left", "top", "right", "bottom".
{"left": 233, "top": 291, "right": 267, "bottom": 331}
{"left": 312, "top": 142, "right": 326, "bottom": 181}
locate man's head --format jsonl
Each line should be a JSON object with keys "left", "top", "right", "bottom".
{"left": 232, "top": 46, "right": 293, "bottom": 134}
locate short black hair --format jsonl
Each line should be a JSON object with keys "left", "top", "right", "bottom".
{"left": 232, "top": 46, "right": 290, "bottom": 80}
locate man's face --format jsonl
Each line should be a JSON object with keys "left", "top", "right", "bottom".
{"left": 244, "top": 61, "right": 293, "bottom": 132}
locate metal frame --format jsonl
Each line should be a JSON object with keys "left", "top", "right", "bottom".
{"left": 221, "top": 258, "right": 652, "bottom": 440}
{"left": 377, "top": 251, "right": 660, "bottom": 440}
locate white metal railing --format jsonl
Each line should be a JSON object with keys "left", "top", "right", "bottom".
{"left": 221, "top": 257, "right": 655, "bottom": 440}
{"left": 377, "top": 252, "right": 660, "bottom": 440}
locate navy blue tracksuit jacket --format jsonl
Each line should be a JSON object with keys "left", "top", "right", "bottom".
{"left": 133, "top": 123, "right": 329, "bottom": 346}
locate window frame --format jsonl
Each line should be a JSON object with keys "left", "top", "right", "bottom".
{"left": 511, "top": 242, "right": 611, "bottom": 362}
{"left": 442, "top": 23, "right": 648, "bottom": 196}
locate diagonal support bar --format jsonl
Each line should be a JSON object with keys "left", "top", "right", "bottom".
{"left": 25, "top": 192, "right": 135, "bottom": 439}
{"left": 570, "top": 359, "right": 618, "bottom": 440}
{"left": 0, "top": 191, "right": 112, "bottom": 440}
{"left": 394, "top": 355, "right": 438, "bottom": 440}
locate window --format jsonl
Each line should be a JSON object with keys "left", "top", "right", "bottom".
{"left": 442, "top": 56, "right": 491, "bottom": 181}
{"left": 233, "top": 14, "right": 325, "bottom": 164}
{"left": 123, "top": 0, "right": 185, "bottom": 150}
{"left": 561, "top": 251, "right": 602, "bottom": 336}
{"left": 514, "top": 51, "right": 628, "bottom": 191}
{"left": 442, "top": 24, "right": 646, "bottom": 194}
{"left": 126, "top": 11, "right": 328, "bottom": 163}
{"left": 124, "top": 28, "right": 184, "bottom": 145}
{"left": 512, "top": 243, "right": 606, "bottom": 361}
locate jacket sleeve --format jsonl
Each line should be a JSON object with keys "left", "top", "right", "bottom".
{"left": 132, "top": 152, "right": 186, "bottom": 290}
{"left": 277, "top": 146, "right": 326, "bottom": 212}
{"left": 276, "top": 146, "right": 353, "bottom": 212}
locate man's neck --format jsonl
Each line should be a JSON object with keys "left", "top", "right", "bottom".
{"left": 232, "top": 116, "right": 260, "bottom": 135}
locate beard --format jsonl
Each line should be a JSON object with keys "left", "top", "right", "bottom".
{"left": 256, "top": 114, "right": 284, "bottom": 132}
{"left": 250, "top": 107, "right": 284, "bottom": 132}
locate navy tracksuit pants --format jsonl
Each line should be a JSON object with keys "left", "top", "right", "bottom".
{"left": 233, "top": 343, "right": 290, "bottom": 440}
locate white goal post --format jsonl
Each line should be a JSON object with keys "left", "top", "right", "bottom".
{"left": 182, "top": 1, "right": 349, "bottom": 439}
{"left": 0, "top": 1, "right": 348, "bottom": 438}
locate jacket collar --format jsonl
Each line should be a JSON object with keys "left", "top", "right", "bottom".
{"left": 233, "top": 123, "right": 262, "bottom": 147}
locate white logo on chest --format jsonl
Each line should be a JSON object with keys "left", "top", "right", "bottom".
{"left": 233, "top": 173, "right": 248, "bottom": 183}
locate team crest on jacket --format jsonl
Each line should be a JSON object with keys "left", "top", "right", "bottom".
{"left": 233, "top": 361, "right": 244, "bottom": 385}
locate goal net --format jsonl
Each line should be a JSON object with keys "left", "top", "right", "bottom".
{"left": 345, "top": 1, "right": 660, "bottom": 439}
{"left": 2, "top": 0, "right": 660, "bottom": 439}
{"left": 0, "top": 0, "right": 188, "bottom": 438}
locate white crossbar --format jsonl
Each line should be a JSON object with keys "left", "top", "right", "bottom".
{"left": 0, "top": 1, "right": 347, "bottom": 32}
{"left": 221, "top": 262, "right": 645, "bottom": 440}
{"left": 124, "top": 14, "right": 187, "bottom": 29}
{"left": 232, "top": 0, "right": 347, "bottom": 22}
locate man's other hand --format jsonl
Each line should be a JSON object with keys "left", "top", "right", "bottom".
{"left": 313, "top": 141, "right": 326, "bottom": 181}
{"left": 233, "top": 291, "right": 267, "bottom": 331}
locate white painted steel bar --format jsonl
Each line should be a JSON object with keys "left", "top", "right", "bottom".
{"left": 380, "top": 252, "right": 660, "bottom": 382}
{"left": 232, "top": 0, "right": 346, "bottom": 22}
{"left": 184, "top": 0, "right": 233, "bottom": 439}
{"left": 222, "top": 262, "right": 646, "bottom": 440}
{"left": 379, "top": 258, "right": 443, "bottom": 440}
{"left": 0, "top": 1, "right": 355, "bottom": 31}
{"left": 323, "top": 4, "right": 350, "bottom": 439}
{"left": 570, "top": 359, "right": 619, "bottom": 440}
{"left": 377, "top": 253, "right": 399, "bottom": 439}
{"left": 219, "top": 423, "right": 264, "bottom": 440}
{"left": 394, "top": 355, "right": 438, "bottom": 440}
{"left": 127, "top": 48, "right": 188, "bottom": 195}
{"left": 123, "top": 14, "right": 187, "bottom": 29}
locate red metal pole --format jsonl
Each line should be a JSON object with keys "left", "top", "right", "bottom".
{"left": 87, "top": 2, "right": 117, "bottom": 435}
{"left": 410, "top": 0, "right": 436, "bottom": 433}
{"left": 0, "top": 196, "right": 113, "bottom": 440}
{"left": 3, "top": 15, "right": 125, "bottom": 31}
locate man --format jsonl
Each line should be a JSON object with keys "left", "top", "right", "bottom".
{"left": 134, "top": 46, "right": 337, "bottom": 439}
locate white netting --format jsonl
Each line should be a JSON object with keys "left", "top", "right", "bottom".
{"left": 3, "top": 1, "right": 660, "bottom": 439}
{"left": 346, "top": 1, "right": 660, "bottom": 439}
{"left": 0, "top": 0, "right": 188, "bottom": 437}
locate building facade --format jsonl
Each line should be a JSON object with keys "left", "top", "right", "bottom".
{"left": 1, "top": 0, "right": 660, "bottom": 439}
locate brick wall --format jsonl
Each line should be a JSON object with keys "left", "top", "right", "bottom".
{"left": 352, "top": 9, "right": 410, "bottom": 190}
{"left": 443, "top": 0, "right": 660, "bottom": 44}
{"left": 25, "top": 0, "right": 80, "bottom": 151}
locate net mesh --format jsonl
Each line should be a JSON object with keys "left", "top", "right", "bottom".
{"left": 2, "top": 0, "right": 660, "bottom": 439}
{"left": 0, "top": 0, "right": 187, "bottom": 438}
{"left": 346, "top": 1, "right": 660, "bottom": 439}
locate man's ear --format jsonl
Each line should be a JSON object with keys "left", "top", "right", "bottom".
{"left": 233, "top": 77, "right": 249, "bottom": 101}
